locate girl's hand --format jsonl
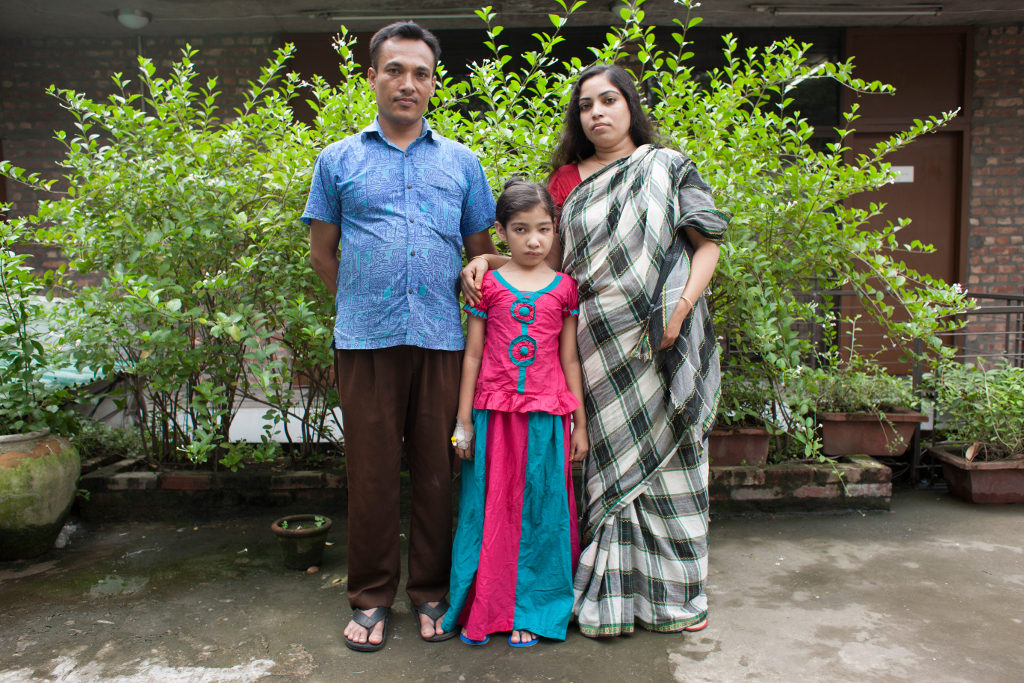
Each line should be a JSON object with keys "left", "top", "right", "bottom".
{"left": 569, "top": 426, "right": 589, "bottom": 462}
{"left": 460, "top": 257, "right": 489, "bottom": 307}
{"left": 452, "top": 418, "right": 474, "bottom": 460}
{"left": 659, "top": 296, "right": 694, "bottom": 350}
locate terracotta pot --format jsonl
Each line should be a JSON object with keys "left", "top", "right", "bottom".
{"left": 0, "top": 429, "right": 81, "bottom": 560}
{"left": 709, "top": 427, "right": 770, "bottom": 466}
{"left": 271, "top": 514, "right": 332, "bottom": 570}
{"left": 930, "top": 447, "right": 1024, "bottom": 504}
{"left": 819, "top": 410, "right": 926, "bottom": 457}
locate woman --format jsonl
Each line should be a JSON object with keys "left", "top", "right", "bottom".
{"left": 462, "top": 64, "right": 728, "bottom": 637}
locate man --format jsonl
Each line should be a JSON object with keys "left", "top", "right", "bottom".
{"left": 303, "top": 21, "right": 496, "bottom": 652}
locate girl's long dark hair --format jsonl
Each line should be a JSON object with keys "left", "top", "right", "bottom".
{"left": 495, "top": 178, "right": 555, "bottom": 226}
{"left": 551, "top": 64, "right": 658, "bottom": 171}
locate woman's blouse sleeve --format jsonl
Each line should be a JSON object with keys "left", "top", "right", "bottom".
{"left": 548, "top": 164, "right": 581, "bottom": 211}
{"left": 671, "top": 154, "right": 730, "bottom": 243}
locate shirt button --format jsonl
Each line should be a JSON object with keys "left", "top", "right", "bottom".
{"left": 410, "top": 250, "right": 415, "bottom": 256}
{"left": 408, "top": 288, "right": 414, "bottom": 294}
{"left": 407, "top": 184, "right": 412, "bottom": 189}
{"left": 405, "top": 153, "right": 409, "bottom": 157}
{"left": 409, "top": 218, "right": 414, "bottom": 223}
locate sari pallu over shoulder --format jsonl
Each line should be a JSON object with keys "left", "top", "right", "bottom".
{"left": 558, "top": 144, "right": 729, "bottom": 543}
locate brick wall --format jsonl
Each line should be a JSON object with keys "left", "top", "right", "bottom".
{"left": 968, "top": 25, "right": 1024, "bottom": 296}
{"left": 0, "top": 34, "right": 277, "bottom": 270}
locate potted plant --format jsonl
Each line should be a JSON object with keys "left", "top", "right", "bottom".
{"left": 926, "top": 362, "right": 1024, "bottom": 504}
{"left": 270, "top": 514, "right": 332, "bottom": 570}
{"left": 710, "top": 369, "right": 772, "bottom": 466}
{"left": 1, "top": 221, "right": 81, "bottom": 560}
{"left": 808, "top": 350, "right": 925, "bottom": 458}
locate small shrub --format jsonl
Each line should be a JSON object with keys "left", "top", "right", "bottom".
{"left": 929, "top": 362, "right": 1024, "bottom": 460}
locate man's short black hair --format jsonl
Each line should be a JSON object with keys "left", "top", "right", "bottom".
{"left": 369, "top": 21, "right": 442, "bottom": 70}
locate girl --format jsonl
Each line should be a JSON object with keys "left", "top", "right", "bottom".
{"left": 443, "top": 180, "right": 588, "bottom": 647}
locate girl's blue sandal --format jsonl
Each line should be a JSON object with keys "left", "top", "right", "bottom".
{"left": 459, "top": 632, "right": 490, "bottom": 646}
{"left": 508, "top": 631, "right": 539, "bottom": 648}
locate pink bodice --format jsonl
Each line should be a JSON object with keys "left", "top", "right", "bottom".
{"left": 466, "top": 271, "right": 580, "bottom": 415}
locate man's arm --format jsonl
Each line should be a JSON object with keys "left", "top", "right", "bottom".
{"left": 309, "top": 219, "right": 341, "bottom": 296}
{"left": 462, "top": 229, "right": 497, "bottom": 260}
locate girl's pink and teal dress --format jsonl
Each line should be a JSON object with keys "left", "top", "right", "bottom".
{"left": 443, "top": 270, "right": 581, "bottom": 641}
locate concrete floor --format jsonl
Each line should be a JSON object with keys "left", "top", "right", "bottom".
{"left": 1, "top": 489, "right": 1022, "bottom": 682}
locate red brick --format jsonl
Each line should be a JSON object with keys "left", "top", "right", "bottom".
{"left": 161, "top": 473, "right": 212, "bottom": 491}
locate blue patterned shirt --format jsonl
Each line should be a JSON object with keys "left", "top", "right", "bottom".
{"left": 302, "top": 117, "right": 496, "bottom": 350}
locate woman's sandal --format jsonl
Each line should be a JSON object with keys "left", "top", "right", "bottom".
{"left": 683, "top": 618, "right": 708, "bottom": 632}
{"left": 508, "top": 630, "right": 539, "bottom": 648}
{"left": 412, "top": 599, "right": 458, "bottom": 643}
{"left": 344, "top": 607, "right": 390, "bottom": 652}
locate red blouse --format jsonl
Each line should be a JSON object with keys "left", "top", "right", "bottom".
{"left": 548, "top": 164, "right": 582, "bottom": 210}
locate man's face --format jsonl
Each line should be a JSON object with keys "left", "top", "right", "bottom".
{"left": 368, "top": 37, "right": 436, "bottom": 130}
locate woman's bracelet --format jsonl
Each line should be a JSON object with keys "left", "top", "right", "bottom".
{"left": 469, "top": 254, "right": 490, "bottom": 266}
{"left": 680, "top": 294, "right": 695, "bottom": 310}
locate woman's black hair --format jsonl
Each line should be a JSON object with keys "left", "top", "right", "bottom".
{"left": 495, "top": 178, "right": 555, "bottom": 226}
{"left": 551, "top": 64, "right": 658, "bottom": 170}
{"left": 369, "top": 21, "right": 442, "bottom": 70}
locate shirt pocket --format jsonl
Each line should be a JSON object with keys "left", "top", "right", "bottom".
{"left": 338, "top": 173, "right": 371, "bottom": 216}
{"left": 421, "top": 169, "right": 466, "bottom": 239}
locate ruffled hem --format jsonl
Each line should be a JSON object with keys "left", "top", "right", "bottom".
{"left": 473, "top": 390, "right": 580, "bottom": 416}
{"left": 464, "top": 304, "right": 487, "bottom": 319}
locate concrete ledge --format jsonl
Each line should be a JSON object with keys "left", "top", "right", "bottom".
{"left": 77, "top": 455, "right": 890, "bottom": 522}
{"left": 710, "top": 455, "right": 892, "bottom": 516}
{"left": 78, "top": 466, "right": 347, "bottom": 522}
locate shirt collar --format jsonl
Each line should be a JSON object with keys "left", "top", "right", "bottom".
{"left": 361, "top": 116, "right": 437, "bottom": 145}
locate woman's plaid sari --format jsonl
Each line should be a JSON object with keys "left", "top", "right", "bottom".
{"left": 560, "top": 144, "right": 729, "bottom": 636}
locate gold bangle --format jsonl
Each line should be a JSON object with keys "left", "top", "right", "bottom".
{"left": 469, "top": 254, "right": 490, "bottom": 264}
{"left": 680, "top": 294, "right": 695, "bottom": 310}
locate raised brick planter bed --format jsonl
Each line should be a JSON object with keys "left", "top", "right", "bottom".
{"left": 77, "top": 461, "right": 348, "bottom": 522}
{"left": 709, "top": 455, "right": 892, "bottom": 515}
{"left": 77, "top": 455, "right": 890, "bottom": 521}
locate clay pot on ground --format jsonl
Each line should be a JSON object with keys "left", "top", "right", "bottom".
{"left": 0, "top": 429, "right": 81, "bottom": 561}
{"left": 270, "top": 513, "right": 332, "bottom": 570}
{"left": 819, "top": 410, "right": 926, "bottom": 457}
{"left": 929, "top": 446, "right": 1024, "bottom": 504}
{"left": 709, "top": 427, "right": 770, "bottom": 466}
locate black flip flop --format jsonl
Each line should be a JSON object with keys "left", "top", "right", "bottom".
{"left": 345, "top": 607, "right": 390, "bottom": 652}
{"left": 413, "top": 598, "right": 458, "bottom": 642}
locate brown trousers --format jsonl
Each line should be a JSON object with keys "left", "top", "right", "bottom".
{"left": 334, "top": 345, "right": 460, "bottom": 610}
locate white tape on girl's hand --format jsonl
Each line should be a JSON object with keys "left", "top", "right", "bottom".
{"left": 450, "top": 418, "right": 471, "bottom": 450}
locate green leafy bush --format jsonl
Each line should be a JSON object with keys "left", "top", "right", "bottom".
{"left": 70, "top": 418, "right": 142, "bottom": 461}
{"left": 1, "top": 0, "right": 973, "bottom": 462}
{"left": 929, "top": 362, "right": 1024, "bottom": 460}
{"left": 3, "top": 46, "right": 339, "bottom": 465}
{"left": 0, "top": 220, "right": 77, "bottom": 434}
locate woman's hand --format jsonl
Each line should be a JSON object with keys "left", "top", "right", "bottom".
{"left": 569, "top": 424, "right": 589, "bottom": 462}
{"left": 659, "top": 296, "right": 694, "bottom": 350}
{"left": 460, "top": 258, "right": 489, "bottom": 307}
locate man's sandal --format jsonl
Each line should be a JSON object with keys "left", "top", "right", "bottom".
{"left": 344, "top": 607, "right": 390, "bottom": 652}
{"left": 413, "top": 598, "right": 458, "bottom": 642}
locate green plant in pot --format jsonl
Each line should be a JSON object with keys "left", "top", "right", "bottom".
{"left": 807, "top": 346, "right": 924, "bottom": 458}
{"left": 927, "top": 361, "right": 1024, "bottom": 504}
{"left": 0, "top": 218, "right": 81, "bottom": 560}
{"left": 710, "top": 368, "right": 775, "bottom": 466}
{"left": 271, "top": 514, "right": 333, "bottom": 570}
